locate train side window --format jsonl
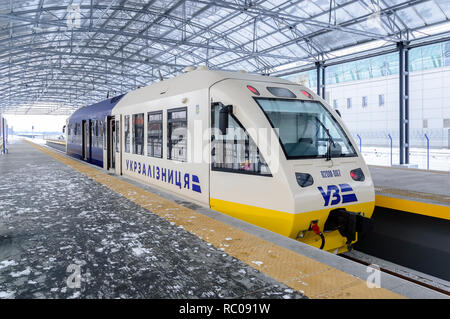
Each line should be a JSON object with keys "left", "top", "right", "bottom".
{"left": 133, "top": 113, "right": 145, "bottom": 155}
{"left": 77, "top": 123, "right": 80, "bottom": 144}
{"left": 103, "top": 121, "right": 107, "bottom": 151}
{"left": 95, "top": 120, "right": 99, "bottom": 148}
{"left": 99, "top": 120, "right": 104, "bottom": 150}
{"left": 167, "top": 108, "right": 187, "bottom": 162}
{"left": 74, "top": 123, "right": 78, "bottom": 144}
{"left": 211, "top": 103, "right": 271, "bottom": 176}
{"left": 147, "top": 111, "right": 163, "bottom": 158}
{"left": 124, "top": 115, "right": 130, "bottom": 153}
{"left": 115, "top": 120, "right": 120, "bottom": 152}
{"left": 91, "top": 121, "right": 95, "bottom": 148}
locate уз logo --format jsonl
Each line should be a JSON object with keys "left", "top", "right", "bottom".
{"left": 318, "top": 184, "right": 358, "bottom": 206}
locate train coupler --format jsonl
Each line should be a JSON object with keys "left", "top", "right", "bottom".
{"left": 324, "top": 208, "right": 373, "bottom": 246}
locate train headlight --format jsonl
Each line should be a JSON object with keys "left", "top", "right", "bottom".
{"left": 247, "top": 85, "right": 260, "bottom": 96}
{"left": 350, "top": 168, "right": 365, "bottom": 182}
{"left": 295, "top": 173, "right": 314, "bottom": 187}
{"left": 301, "top": 90, "right": 312, "bottom": 99}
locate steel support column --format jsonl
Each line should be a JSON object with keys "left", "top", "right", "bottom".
{"left": 315, "top": 61, "right": 326, "bottom": 99}
{"left": 398, "top": 41, "right": 410, "bottom": 164}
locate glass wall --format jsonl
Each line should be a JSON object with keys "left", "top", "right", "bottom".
{"left": 281, "top": 40, "right": 450, "bottom": 170}
{"left": 283, "top": 41, "right": 448, "bottom": 86}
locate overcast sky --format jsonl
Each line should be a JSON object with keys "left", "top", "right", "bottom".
{"left": 4, "top": 115, "right": 68, "bottom": 133}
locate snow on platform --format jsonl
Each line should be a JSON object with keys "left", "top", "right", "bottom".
{"left": 0, "top": 140, "right": 304, "bottom": 299}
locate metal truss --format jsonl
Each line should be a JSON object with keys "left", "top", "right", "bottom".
{"left": 0, "top": 0, "right": 448, "bottom": 115}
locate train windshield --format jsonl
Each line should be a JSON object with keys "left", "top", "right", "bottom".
{"left": 255, "top": 98, "right": 357, "bottom": 159}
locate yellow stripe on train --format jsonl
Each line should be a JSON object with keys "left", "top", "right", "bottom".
{"left": 210, "top": 197, "right": 375, "bottom": 253}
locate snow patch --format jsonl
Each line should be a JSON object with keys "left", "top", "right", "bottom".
{"left": 0, "top": 260, "right": 18, "bottom": 269}
{"left": 132, "top": 247, "right": 151, "bottom": 257}
{"left": 10, "top": 267, "right": 31, "bottom": 278}
{"left": 0, "top": 291, "right": 15, "bottom": 299}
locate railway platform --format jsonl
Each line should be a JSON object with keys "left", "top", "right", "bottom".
{"left": 369, "top": 165, "right": 450, "bottom": 220}
{"left": 358, "top": 166, "right": 450, "bottom": 281}
{"left": 44, "top": 139, "right": 66, "bottom": 152}
{"left": 0, "top": 139, "right": 447, "bottom": 299}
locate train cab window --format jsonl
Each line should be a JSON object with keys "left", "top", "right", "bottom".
{"left": 147, "top": 111, "right": 163, "bottom": 158}
{"left": 124, "top": 115, "right": 130, "bottom": 153}
{"left": 211, "top": 103, "right": 271, "bottom": 176}
{"left": 254, "top": 98, "right": 357, "bottom": 159}
{"left": 167, "top": 108, "right": 187, "bottom": 162}
{"left": 133, "top": 114, "right": 145, "bottom": 155}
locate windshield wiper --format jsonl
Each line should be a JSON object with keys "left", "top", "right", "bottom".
{"left": 314, "top": 116, "right": 336, "bottom": 161}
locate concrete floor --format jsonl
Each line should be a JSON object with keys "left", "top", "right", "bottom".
{"left": 369, "top": 165, "right": 450, "bottom": 203}
{"left": 0, "top": 140, "right": 304, "bottom": 299}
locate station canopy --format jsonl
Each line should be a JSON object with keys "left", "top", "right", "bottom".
{"left": 1, "top": 0, "right": 449, "bottom": 115}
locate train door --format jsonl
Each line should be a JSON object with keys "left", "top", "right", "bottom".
{"left": 114, "top": 115, "right": 122, "bottom": 175}
{"left": 107, "top": 116, "right": 115, "bottom": 170}
{"left": 89, "top": 120, "right": 93, "bottom": 162}
{"left": 82, "top": 120, "right": 93, "bottom": 162}
{"left": 82, "top": 120, "right": 87, "bottom": 160}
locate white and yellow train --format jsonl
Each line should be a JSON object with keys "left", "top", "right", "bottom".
{"left": 67, "top": 67, "right": 374, "bottom": 254}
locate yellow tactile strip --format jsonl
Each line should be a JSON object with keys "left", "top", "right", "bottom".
{"left": 26, "top": 140, "right": 404, "bottom": 299}
{"left": 375, "top": 194, "right": 450, "bottom": 221}
{"left": 375, "top": 186, "right": 450, "bottom": 205}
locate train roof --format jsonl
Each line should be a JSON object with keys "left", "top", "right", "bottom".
{"left": 114, "top": 68, "right": 294, "bottom": 110}
{"left": 68, "top": 94, "right": 125, "bottom": 122}
{"left": 67, "top": 68, "right": 296, "bottom": 120}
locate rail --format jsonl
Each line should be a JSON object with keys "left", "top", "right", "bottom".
{"left": 341, "top": 253, "right": 450, "bottom": 296}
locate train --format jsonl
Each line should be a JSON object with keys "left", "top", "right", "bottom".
{"left": 66, "top": 67, "right": 374, "bottom": 254}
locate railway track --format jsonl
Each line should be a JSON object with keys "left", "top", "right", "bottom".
{"left": 342, "top": 250, "right": 450, "bottom": 297}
